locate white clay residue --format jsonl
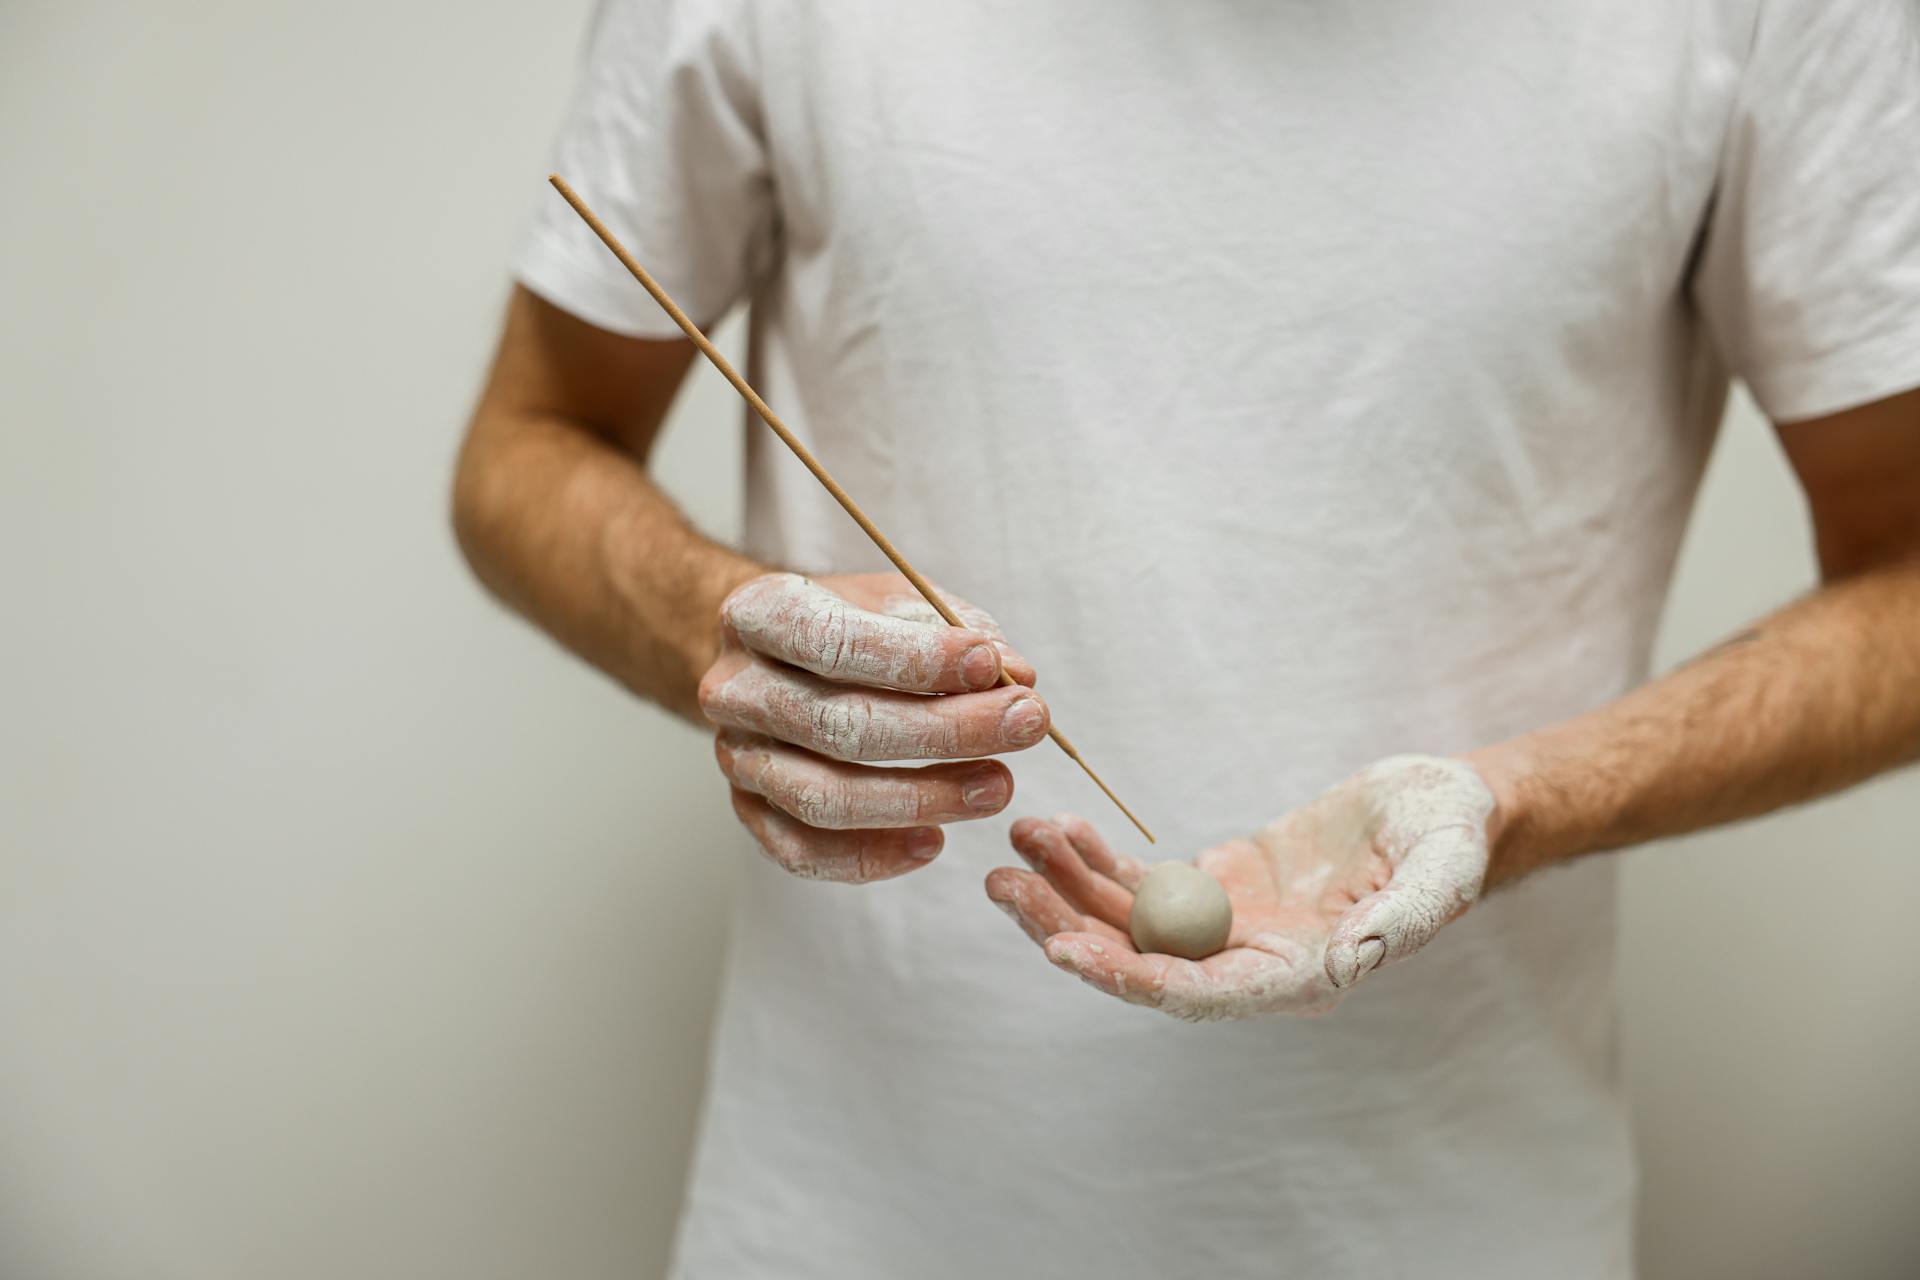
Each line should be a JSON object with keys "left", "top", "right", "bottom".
{"left": 723, "top": 574, "right": 992, "bottom": 690}
{"left": 1323, "top": 755, "right": 1495, "bottom": 990}
{"left": 706, "top": 658, "right": 965, "bottom": 760}
{"left": 721, "top": 732, "right": 933, "bottom": 829}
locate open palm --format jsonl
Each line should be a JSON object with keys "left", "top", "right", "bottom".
{"left": 985, "top": 756, "right": 1497, "bottom": 1021}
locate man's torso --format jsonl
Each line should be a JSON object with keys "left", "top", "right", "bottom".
{"left": 678, "top": 4, "right": 1753, "bottom": 1275}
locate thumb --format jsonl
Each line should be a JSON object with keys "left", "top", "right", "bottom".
{"left": 1324, "top": 821, "right": 1488, "bottom": 990}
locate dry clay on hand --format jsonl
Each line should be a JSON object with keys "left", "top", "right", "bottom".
{"left": 1129, "top": 862, "right": 1232, "bottom": 960}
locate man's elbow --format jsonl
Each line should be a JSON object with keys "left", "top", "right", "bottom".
{"left": 449, "top": 419, "right": 509, "bottom": 591}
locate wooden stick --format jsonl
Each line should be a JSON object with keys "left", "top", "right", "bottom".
{"left": 547, "top": 173, "right": 1155, "bottom": 844}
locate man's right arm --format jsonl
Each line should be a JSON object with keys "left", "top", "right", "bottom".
{"left": 453, "top": 286, "right": 1051, "bottom": 881}
{"left": 452, "top": 285, "right": 764, "bottom": 722}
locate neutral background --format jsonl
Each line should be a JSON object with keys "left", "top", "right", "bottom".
{"left": 2, "top": 3, "right": 1916, "bottom": 1277}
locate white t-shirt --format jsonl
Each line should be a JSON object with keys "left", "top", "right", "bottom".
{"left": 516, "top": 3, "right": 1920, "bottom": 1275}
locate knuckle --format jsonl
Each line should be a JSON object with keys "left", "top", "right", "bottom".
{"left": 806, "top": 695, "right": 873, "bottom": 758}
{"left": 786, "top": 777, "right": 841, "bottom": 828}
{"left": 721, "top": 572, "right": 810, "bottom": 643}
{"left": 796, "top": 599, "right": 855, "bottom": 675}
{"left": 717, "top": 574, "right": 772, "bottom": 628}
{"left": 696, "top": 664, "right": 733, "bottom": 717}
{"left": 783, "top": 594, "right": 844, "bottom": 667}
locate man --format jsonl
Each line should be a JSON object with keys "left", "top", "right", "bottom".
{"left": 453, "top": 2, "right": 1920, "bottom": 1274}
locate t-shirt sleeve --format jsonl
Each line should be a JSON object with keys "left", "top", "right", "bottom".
{"left": 1690, "top": 0, "right": 1920, "bottom": 422}
{"left": 512, "top": 0, "right": 777, "bottom": 338}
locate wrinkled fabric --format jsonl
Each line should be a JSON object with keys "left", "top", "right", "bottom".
{"left": 515, "top": 2, "right": 1920, "bottom": 1275}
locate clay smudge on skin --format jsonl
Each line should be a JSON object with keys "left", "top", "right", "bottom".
{"left": 706, "top": 660, "right": 966, "bottom": 760}
{"left": 1322, "top": 756, "right": 1495, "bottom": 988}
{"left": 724, "top": 574, "right": 990, "bottom": 690}
{"left": 722, "top": 733, "right": 942, "bottom": 829}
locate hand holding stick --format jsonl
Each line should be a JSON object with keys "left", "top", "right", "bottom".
{"left": 547, "top": 174, "right": 1154, "bottom": 843}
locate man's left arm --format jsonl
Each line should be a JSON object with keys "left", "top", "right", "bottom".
{"left": 1468, "top": 386, "right": 1920, "bottom": 886}
{"left": 985, "top": 388, "right": 1920, "bottom": 1019}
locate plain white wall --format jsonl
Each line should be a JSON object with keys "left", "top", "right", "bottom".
{"left": 1, "top": 3, "right": 1914, "bottom": 1277}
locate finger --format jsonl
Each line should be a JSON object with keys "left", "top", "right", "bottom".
{"left": 1324, "top": 824, "right": 1485, "bottom": 989}
{"left": 876, "top": 590, "right": 1040, "bottom": 688}
{"left": 1043, "top": 933, "right": 1168, "bottom": 1008}
{"left": 716, "top": 732, "right": 1012, "bottom": 829}
{"left": 985, "top": 868, "right": 1066, "bottom": 944}
{"left": 1047, "top": 938, "right": 1318, "bottom": 1022}
{"left": 1009, "top": 817, "right": 1134, "bottom": 931}
{"left": 722, "top": 573, "right": 1006, "bottom": 693}
{"left": 985, "top": 866, "right": 1132, "bottom": 946}
{"left": 729, "top": 788, "right": 942, "bottom": 882}
{"left": 701, "top": 653, "right": 1050, "bottom": 762}
{"left": 989, "top": 643, "right": 1038, "bottom": 688}
{"left": 1054, "top": 813, "right": 1147, "bottom": 890}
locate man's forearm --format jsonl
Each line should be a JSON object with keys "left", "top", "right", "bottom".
{"left": 453, "top": 406, "right": 763, "bottom": 722}
{"left": 1468, "top": 557, "right": 1920, "bottom": 886}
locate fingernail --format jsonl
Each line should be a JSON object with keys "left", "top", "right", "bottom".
{"left": 908, "top": 829, "right": 944, "bottom": 861}
{"left": 963, "top": 769, "right": 1008, "bottom": 812}
{"left": 1002, "top": 697, "right": 1046, "bottom": 746}
{"left": 960, "top": 643, "right": 1000, "bottom": 690}
{"left": 1348, "top": 938, "right": 1386, "bottom": 985}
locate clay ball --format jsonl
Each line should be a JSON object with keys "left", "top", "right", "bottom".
{"left": 1128, "top": 862, "right": 1232, "bottom": 960}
